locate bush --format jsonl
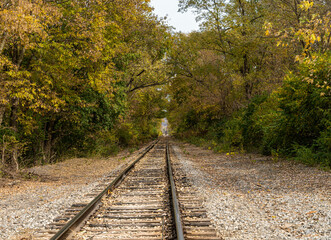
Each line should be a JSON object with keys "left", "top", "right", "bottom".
{"left": 269, "top": 53, "right": 330, "bottom": 156}
{"left": 221, "top": 114, "right": 243, "bottom": 151}
{"left": 89, "top": 130, "right": 121, "bottom": 157}
{"left": 116, "top": 123, "right": 139, "bottom": 147}
{"left": 241, "top": 94, "right": 268, "bottom": 149}
{"left": 293, "top": 130, "right": 331, "bottom": 168}
{"left": 293, "top": 144, "right": 317, "bottom": 166}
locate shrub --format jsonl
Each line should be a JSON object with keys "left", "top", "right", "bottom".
{"left": 221, "top": 113, "right": 244, "bottom": 151}
{"left": 271, "top": 53, "right": 330, "bottom": 155}
{"left": 241, "top": 94, "right": 268, "bottom": 149}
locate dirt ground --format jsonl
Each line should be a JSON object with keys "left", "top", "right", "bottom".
{"left": 0, "top": 146, "right": 148, "bottom": 239}
{"left": 0, "top": 150, "right": 133, "bottom": 199}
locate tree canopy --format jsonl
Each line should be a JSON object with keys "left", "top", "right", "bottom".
{"left": 0, "top": 0, "right": 330, "bottom": 172}
{"left": 0, "top": 0, "right": 171, "bottom": 171}
{"left": 168, "top": 0, "right": 330, "bottom": 168}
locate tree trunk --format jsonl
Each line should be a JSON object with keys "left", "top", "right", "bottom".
{"left": 17, "top": 46, "right": 25, "bottom": 70}
{"left": 43, "top": 121, "right": 55, "bottom": 164}
{"left": 0, "top": 32, "right": 7, "bottom": 54}
{"left": 9, "top": 98, "right": 19, "bottom": 129}
{"left": 12, "top": 147, "right": 19, "bottom": 171}
{"left": 1, "top": 135, "right": 7, "bottom": 165}
{"left": 242, "top": 53, "right": 252, "bottom": 100}
{"left": 44, "top": 133, "right": 53, "bottom": 164}
{"left": 0, "top": 106, "right": 5, "bottom": 126}
{"left": 9, "top": 98, "right": 20, "bottom": 171}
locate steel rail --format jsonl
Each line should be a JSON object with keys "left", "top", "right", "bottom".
{"left": 50, "top": 140, "right": 158, "bottom": 240}
{"left": 166, "top": 142, "right": 185, "bottom": 240}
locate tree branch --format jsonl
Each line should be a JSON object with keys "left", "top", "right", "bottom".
{"left": 127, "top": 81, "right": 168, "bottom": 93}
{"left": 126, "top": 69, "right": 146, "bottom": 87}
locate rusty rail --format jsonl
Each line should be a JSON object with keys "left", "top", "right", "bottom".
{"left": 50, "top": 140, "right": 158, "bottom": 240}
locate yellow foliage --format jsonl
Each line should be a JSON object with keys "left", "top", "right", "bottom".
{"left": 299, "top": 0, "right": 314, "bottom": 11}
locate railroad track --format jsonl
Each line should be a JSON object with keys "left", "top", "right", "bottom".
{"left": 36, "top": 139, "right": 221, "bottom": 239}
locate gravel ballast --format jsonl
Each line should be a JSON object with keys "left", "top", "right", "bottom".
{"left": 1, "top": 140, "right": 330, "bottom": 240}
{"left": 0, "top": 182, "right": 100, "bottom": 239}
{"left": 171, "top": 142, "right": 330, "bottom": 240}
{"left": 0, "top": 147, "right": 146, "bottom": 240}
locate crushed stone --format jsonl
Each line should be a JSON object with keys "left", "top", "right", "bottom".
{"left": 171, "top": 142, "right": 330, "bottom": 240}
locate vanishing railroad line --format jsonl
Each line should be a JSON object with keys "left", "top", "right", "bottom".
{"left": 36, "top": 139, "right": 221, "bottom": 239}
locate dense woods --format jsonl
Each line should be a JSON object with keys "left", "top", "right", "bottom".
{"left": 168, "top": 0, "right": 330, "bottom": 168}
{"left": 0, "top": 0, "right": 330, "bottom": 173}
{"left": 0, "top": 0, "right": 170, "bottom": 172}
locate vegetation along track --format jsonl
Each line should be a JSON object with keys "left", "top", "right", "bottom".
{"left": 36, "top": 139, "right": 221, "bottom": 239}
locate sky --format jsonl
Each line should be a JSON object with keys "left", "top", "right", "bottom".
{"left": 150, "top": 0, "right": 200, "bottom": 33}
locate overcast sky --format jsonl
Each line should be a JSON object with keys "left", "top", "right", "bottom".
{"left": 150, "top": 0, "right": 200, "bottom": 33}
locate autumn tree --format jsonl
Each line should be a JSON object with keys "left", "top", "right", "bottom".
{"left": 0, "top": 0, "right": 172, "bottom": 171}
{"left": 179, "top": 0, "right": 289, "bottom": 99}
{"left": 168, "top": 0, "right": 330, "bottom": 167}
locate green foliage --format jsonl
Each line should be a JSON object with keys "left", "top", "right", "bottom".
{"left": 293, "top": 144, "right": 317, "bottom": 166}
{"left": 126, "top": 88, "right": 166, "bottom": 142}
{"left": 221, "top": 114, "right": 243, "bottom": 151}
{"left": 271, "top": 53, "right": 330, "bottom": 154}
{"left": 241, "top": 94, "right": 268, "bottom": 148}
{"left": 0, "top": 0, "right": 171, "bottom": 170}
{"left": 116, "top": 122, "right": 140, "bottom": 147}
{"left": 313, "top": 129, "right": 331, "bottom": 168}
{"left": 293, "top": 128, "right": 330, "bottom": 169}
{"left": 170, "top": 52, "right": 330, "bottom": 167}
{"left": 168, "top": 0, "right": 330, "bottom": 169}
{"left": 1, "top": 0, "right": 329, "bottom": 172}
{"left": 85, "top": 130, "right": 121, "bottom": 157}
